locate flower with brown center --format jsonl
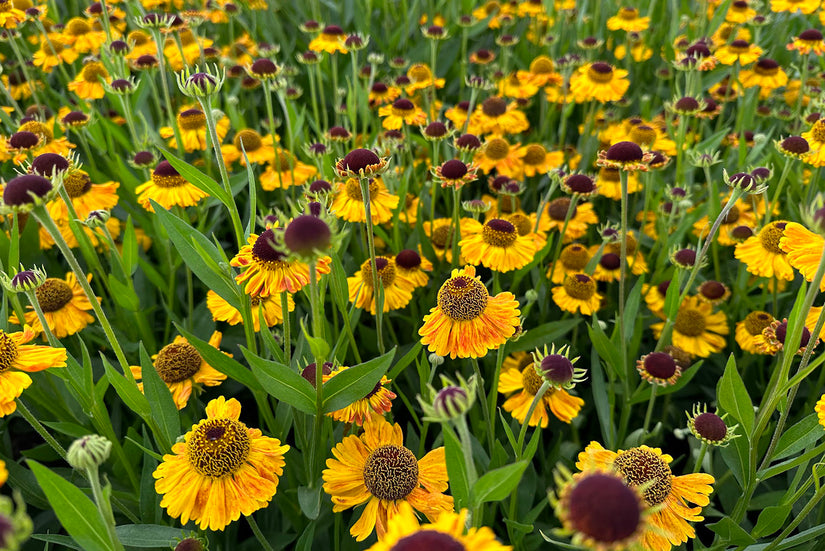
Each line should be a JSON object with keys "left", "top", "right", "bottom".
{"left": 636, "top": 351, "right": 681, "bottom": 385}
{"left": 687, "top": 404, "right": 739, "bottom": 446}
{"left": 459, "top": 217, "right": 537, "bottom": 272}
{"left": 552, "top": 273, "right": 602, "bottom": 315}
{"left": 347, "top": 256, "right": 414, "bottom": 314}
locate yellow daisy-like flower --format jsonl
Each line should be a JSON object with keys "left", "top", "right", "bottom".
{"left": 739, "top": 59, "right": 788, "bottom": 98}
{"left": 459, "top": 217, "right": 537, "bottom": 273}
{"left": 419, "top": 265, "right": 520, "bottom": 359}
{"left": 67, "top": 61, "right": 110, "bottom": 100}
{"left": 422, "top": 218, "right": 471, "bottom": 263}
{"left": 549, "top": 243, "right": 591, "bottom": 283}
{"left": 734, "top": 221, "right": 795, "bottom": 281}
{"left": 206, "top": 290, "right": 294, "bottom": 331}
{"left": 331, "top": 177, "right": 399, "bottom": 224}
{"left": 231, "top": 229, "right": 332, "bottom": 296}
{"left": 160, "top": 107, "right": 229, "bottom": 153}
{"left": 394, "top": 249, "right": 432, "bottom": 289}
{"left": 61, "top": 17, "right": 107, "bottom": 53}
{"left": 135, "top": 161, "right": 209, "bottom": 213}
{"left": 643, "top": 281, "right": 670, "bottom": 317}
{"left": 131, "top": 332, "right": 227, "bottom": 410}
{"left": 154, "top": 396, "right": 289, "bottom": 531}
{"left": 15, "top": 121, "right": 74, "bottom": 159}
{"left": 788, "top": 29, "right": 825, "bottom": 56}
{"left": 498, "top": 72, "right": 541, "bottom": 100}
{"left": 801, "top": 119, "right": 825, "bottom": 167}
{"left": 692, "top": 194, "right": 757, "bottom": 246}
{"left": 322, "top": 415, "right": 453, "bottom": 542}
{"left": 404, "top": 63, "right": 445, "bottom": 94}
{"left": 538, "top": 198, "right": 599, "bottom": 242}
{"left": 498, "top": 352, "right": 584, "bottom": 426}
{"left": 0, "top": 326, "right": 67, "bottom": 416}
{"left": 816, "top": 394, "right": 825, "bottom": 429}
{"left": 715, "top": 40, "right": 762, "bottom": 65}
{"left": 378, "top": 98, "right": 427, "bottom": 130}
{"left": 606, "top": 7, "right": 650, "bottom": 31}
{"left": 0, "top": 0, "right": 25, "bottom": 28}
{"left": 576, "top": 442, "right": 715, "bottom": 551}
{"left": 725, "top": 0, "right": 756, "bottom": 23}
{"left": 466, "top": 97, "right": 530, "bottom": 136}
{"left": 552, "top": 274, "right": 602, "bottom": 315}
{"left": 517, "top": 143, "right": 564, "bottom": 177}
{"left": 473, "top": 136, "right": 524, "bottom": 178}
{"left": 33, "top": 35, "right": 79, "bottom": 72}
{"left": 569, "top": 62, "right": 630, "bottom": 103}
{"left": 771, "top": 0, "right": 819, "bottom": 13}
{"left": 735, "top": 311, "right": 776, "bottom": 354}
{"left": 780, "top": 222, "right": 825, "bottom": 290}
{"left": 366, "top": 501, "right": 511, "bottom": 551}
{"left": 9, "top": 273, "right": 96, "bottom": 339}
{"left": 323, "top": 365, "right": 397, "bottom": 425}
{"left": 347, "top": 257, "right": 414, "bottom": 314}
{"left": 221, "top": 129, "right": 277, "bottom": 166}
{"left": 596, "top": 166, "right": 641, "bottom": 200}
{"left": 308, "top": 25, "right": 347, "bottom": 54}
{"left": 651, "top": 296, "right": 729, "bottom": 358}
{"left": 259, "top": 150, "right": 318, "bottom": 190}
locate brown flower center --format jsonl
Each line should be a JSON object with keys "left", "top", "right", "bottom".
{"left": 390, "top": 532, "right": 464, "bottom": 551}
{"left": 81, "top": 62, "right": 108, "bottom": 83}
{"left": 530, "top": 56, "right": 554, "bottom": 74}
{"left": 431, "top": 223, "right": 453, "bottom": 249}
{"left": 482, "top": 218, "right": 518, "bottom": 247}
{"left": 344, "top": 178, "right": 380, "bottom": 201}
{"left": 484, "top": 138, "right": 510, "bottom": 161}
{"left": 361, "top": 257, "right": 397, "bottom": 287}
{"left": 521, "top": 363, "right": 542, "bottom": 395}
{"left": 36, "top": 279, "right": 74, "bottom": 312}
{"left": 252, "top": 229, "right": 287, "bottom": 264}
{"left": 560, "top": 244, "right": 590, "bottom": 270}
{"left": 154, "top": 342, "right": 202, "bottom": 383}
{"left": 65, "top": 18, "right": 92, "bottom": 35}
{"left": 187, "top": 418, "right": 251, "bottom": 478}
{"left": 722, "top": 204, "right": 740, "bottom": 225}
{"left": 619, "top": 7, "right": 639, "bottom": 19}
{"left": 548, "top": 198, "right": 577, "bottom": 221}
{"left": 481, "top": 97, "right": 507, "bottom": 117}
{"left": 507, "top": 213, "right": 532, "bottom": 236}
{"left": 63, "top": 171, "right": 92, "bottom": 198}
{"left": 744, "top": 311, "right": 773, "bottom": 335}
{"left": 629, "top": 125, "right": 656, "bottom": 147}
{"left": 437, "top": 275, "right": 489, "bottom": 321}
{"left": 363, "top": 444, "right": 419, "bottom": 501}
{"left": 523, "top": 144, "right": 547, "bottom": 165}
{"left": 233, "top": 129, "right": 263, "bottom": 152}
{"left": 613, "top": 448, "right": 673, "bottom": 506}
{"left": 563, "top": 274, "right": 597, "bottom": 300}
{"left": 674, "top": 307, "right": 707, "bottom": 337}
{"left": 177, "top": 109, "right": 206, "bottom": 131}
{"left": 812, "top": 120, "right": 825, "bottom": 143}
{"left": 759, "top": 222, "right": 786, "bottom": 254}
{"left": 19, "top": 120, "right": 53, "bottom": 141}
{"left": 0, "top": 332, "right": 19, "bottom": 374}
{"left": 587, "top": 62, "right": 615, "bottom": 83}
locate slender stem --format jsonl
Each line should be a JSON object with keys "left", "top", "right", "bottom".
{"left": 515, "top": 381, "right": 549, "bottom": 458}
{"left": 693, "top": 441, "right": 709, "bottom": 473}
{"left": 23, "top": 289, "right": 61, "bottom": 348}
{"left": 280, "top": 290, "right": 291, "bottom": 366}
{"left": 360, "top": 177, "right": 385, "bottom": 353}
{"left": 450, "top": 186, "right": 461, "bottom": 269}
{"left": 618, "top": 171, "right": 629, "bottom": 376}
{"left": 309, "top": 260, "right": 326, "bottom": 487}
{"left": 642, "top": 385, "right": 658, "bottom": 435}
{"left": 8, "top": 36, "right": 43, "bottom": 106}
{"left": 31, "top": 207, "right": 132, "bottom": 380}
{"left": 151, "top": 30, "right": 184, "bottom": 156}
{"left": 487, "top": 346, "right": 507, "bottom": 440}
{"left": 85, "top": 467, "right": 124, "bottom": 551}
{"left": 470, "top": 358, "right": 494, "bottom": 452}
{"left": 246, "top": 514, "right": 275, "bottom": 551}
{"left": 764, "top": 484, "right": 825, "bottom": 551}
{"left": 198, "top": 97, "right": 245, "bottom": 250}
{"left": 15, "top": 399, "right": 67, "bottom": 460}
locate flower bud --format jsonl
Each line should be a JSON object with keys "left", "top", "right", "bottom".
{"left": 67, "top": 435, "right": 112, "bottom": 471}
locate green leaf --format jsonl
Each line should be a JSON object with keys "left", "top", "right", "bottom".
{"left": 108, "top": 276, "right": 140, "bottom": 311}
{"left": 30, "top": 534, "right": 82, "bottom": 550}
{"left": 323, "top": 348, "right": 396, "bottom": 412}
{"left": 139, "top": 343, "right": 179, "bottom": 452}
{"left": 121, "top": 217, "right": 138, "bottom": 276}
{"left": 707, "top": 517, "right": 756, "bottom": 546}
{"left": 175, "top": 324, "right": 263, "bottom": 392}
{"left": 772, "top": 413, "right": 825, "bottom": 462}
{"left": 720, "top": 432, "right": 750, "bottom": 488}
{"left": 752, "top": 504, "right": 792, "bottom": 538}
{"left": 590, "top": 350, "right": 614, "bottom": 446}
{"left": 161, "top": 148, "right": 229, "bottom": 205}
{"left": 297, "top": 485, "right": 322, "bottom": 520}
{"left": 388, "top": 342, "right": 423, "bottom": 380}
{"left": 300, "top": 319, "right": 331, "bottom": 366}
{"left": 114, "top": 524, "right": 188, "bottom": 547}
{"left": 629, "top": 360, "right": 703, "bottom": 405}
{"left": 472, "top": 460, "right": 528, "bottom": 504}
{"left": 151, "top": 202, "right": 241, "bottom": 310}
{"left": 243, "top": 347, "right": 316, "bottom": 414}
{"left": 102, "top": 357, "right": 151, "bottom": 419}
{"left": 588, "top": 319, "right": 624, "bottom": 381}
{"left": 442, "top": 425, "right": 470, "bottom": 509}
{"left": 717, "top": 354, "right": 754, "bottom": 436}
{"left": 28, "top": 461, "right": 113, "bottom": 551}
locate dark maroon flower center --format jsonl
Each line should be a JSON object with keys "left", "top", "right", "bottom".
{"left": 441, "top": 159, "right": 468, "bottom": 179}
{"left": 694, "top": 412, "right": 727, "bottom": 442}
{"left": 567, "top": 474, "right": 641, "bottom": 543}
{"left": 395, "top": 249, "right": 422, "bottom": 269}
{"left": 342, "top": 148, "right": 380, "bottom": 172}
{"left": 643, "top": 352, "right": 677, "bottom": 379}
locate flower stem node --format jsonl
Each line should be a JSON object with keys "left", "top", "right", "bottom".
{"left": 67, "top": 434, "right": 112, "bottom": 471}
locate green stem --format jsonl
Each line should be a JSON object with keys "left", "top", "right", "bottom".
{"left": 515, "top": 381, "right": 549, "bottom": 458}
{"left": 470, "top": 358, "right": 494, "bottom": 452}
{"left": 15, "top": 399, "right": 67, "bottom": 460}
{"left": 693, "top": 441, "right": 709, "bottom": 473}
{"left": 151, "top": 30, "right": 184, "bottom": 156}
{"left": 85, "top": 466, "right": 124, "bottom": 551}
{"left": 450, "top": 186, "right": 461, "bottom": 269}
{"left": 642, "top": 385, "right": 658, "bottom": 436}
{"left": 280, "top": 290, "right": 291, "bottom": 366}
{"left": 23, "top": 289, "right": 60, "bottom": 348}
{"left": 246, "top": 513, "right": 275, "bottom": 551}
{"left": 763, "top": 484, "right": 825, "bottom": 551}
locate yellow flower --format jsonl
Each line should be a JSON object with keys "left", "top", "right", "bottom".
{"left": 135, "top": 161, "right": 209, "bottom": 212}
{"left": 61, "top": 17, "right": 106, "bottom": 53}
{"left": 221, "top": 129, "right": 277, "bottom": 166}
{"left": 771, "top": 0, "right": 819, "bottom": 13}
{"left": 206, "top": 290, "right": 293, "bottom": 331}
{"left": 131, "top": 332, "right": 227, "bottom": 410}
{"left": 459, "top": 217, "right": 537, "bottom": 273}
{"left": 498, "top": 351, "right": 584, "bottom": 426}
{"left": 347, "top": 257, "right": 414, "bottom": 314}
{"left": 331, "top": 177, "right": 399, "bottom": 224}
{"left": 378, "top": 98, "right": 427, "bottom": 130}
{"left": 779, "top": 222, "right": 825, "bottom": 290}
{"left": 552, "top": 274, "right": 602, "bottom": 315}
{"left": 473, "top": 136, "right": 524, "bottom": 177}
{"left": 230, "top": 229, "right": 332, "bottom": 296}
{"left": 576, "top": 442, "right": 714, "bottom": 551}
{"left": 308, "top": 25, "right": 347, "bottom": 54}
{"left": 322, "top": 415, "right": 452, "bottom": 541}
{"left": 9, "top": 274, "right": 96, "bottom": 339}
{"left": 393, "top": 249, "right": 432, "bottom": 289}
{"left": 801, "top": 120, "right": 825, "bottom": 167}
{"left": 788, "top": 29, "right": 825, "bottom": 55}
{"left": 715, "top": 40, "right": 762, "bottom": 65}
{"left": 734, "top": 221, "right": 795, "bottom": 280}
{"left": 160, "top": 107, "right": 229, "bottom": 153}
{"left": 651, "top": 296, "right": 729, "bottom": 358}
{"left": 33, "top": 35, "right": 79, "bottom": 72}
{"left": 0, "top": 326, "right": 67, "bottom": 416}
{"left": 0, "top": 0, "right": 25, "bottom": 28}
{"left": 538, "top": 198, "right": 599, "bottom": 242}
{"left": 735, "top": 311, "right": 776, "bottom": 354}
{"left": 606, "top": 7, "right": 650, "bottom": 31}
{"left": 467, "top": 97, "right": 530, "bottom": 136}
{"left": 367, "top": 501, "right": 511, "bottom": 551}
{"left": 570, "top": 62, "right": 630, "bottom": 103}
{"left": 419, "top": 265, "right": 520, "bottom": 359}
{"left": 154, "top": 396, "right": 289, "bottom": 530}
{"left": 422, "top": 218, "right": 470, "bottom": 263}
{"left": 739, "top": 59, "right": 788, "bottom": 98}
{"left": 323, "top": 365, "right": 396, "bottom": 425}
{"left": 725, "top": 0, "right": 756, "bottom": 23}
{"left": 259, "top": 150, "right": 318, "bottom": 190}
{"left": 67, "top": 61, "right": 110, "bottom": 100}
{"left": 817, "top": 394, "right": 825, "bottom": 429}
